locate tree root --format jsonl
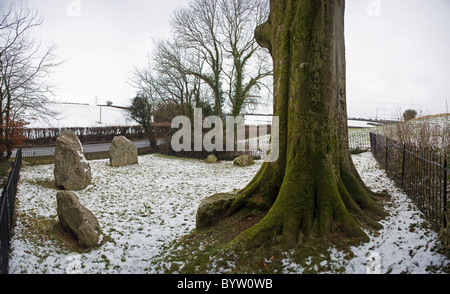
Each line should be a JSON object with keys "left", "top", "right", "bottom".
{"left": 226, "top": 162, "right": 387, "bottom": 251}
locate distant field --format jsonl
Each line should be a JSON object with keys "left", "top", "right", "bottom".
{"left": 24, "top": 103, "right": 137, "bottom": 128}
{"left": 373, "top": 113, "right": 449, "bottom": 149}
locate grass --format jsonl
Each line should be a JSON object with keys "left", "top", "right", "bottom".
{"left": 152, "top": 208, "right": 356, "bottom": 274}
{"left": 157, "top": 211, "right": 449, "bottom": 274}
{"left": 350, "top": 146, "right": 365, "bottom": 154}
{"left": 26, "top": 178, "right": 57, "bottom": 189}
{"left": 14, "top": 209, "right": 81, "bottom": 253}
{"left": 23, "top": 155, "right": 54, "bottom": 165}
{"left": 14, "top": 207, "right": 113, "bottom": 256}
{"left": 0, "top": 159, "right": 11, "bottom": 174}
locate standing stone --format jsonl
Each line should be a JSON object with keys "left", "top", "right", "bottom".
{"left": 56, "top": 191, "right": 101, "bottom": 248}
{"left": 109, "top": 136, "right": 138, "bottom": 167}
{"left": 54, "top": 130, "right": 92, "bottom": 190}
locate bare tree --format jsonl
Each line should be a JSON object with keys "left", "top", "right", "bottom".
{"left": 219, "top": 0, "right": 272, "bottom": 117}
{"left": 129, "top": 63, "right": 158, "bottom": 112}
{"left": 170, "top": 0, "right": 272, "bottom": 118}
{"left": 152, "top": 39, "right": 209, "bottom": 119}
{"left": 130, "top": 38, "right": 214, "bottom": 123}
{"left": 131, "top": 0, "right": 271, "bottom": 120}
{"left": 0, "top": 1, "right": 60, "bottom": 159}
{"left": 170, "top": 0, "right": 224, "bottom": 117}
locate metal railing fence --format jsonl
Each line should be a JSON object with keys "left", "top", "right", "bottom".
{"left": 370, "top": 133, "right": 448, "bottom": 231}
{"left": 0, "top": 148, "right": 22, "bottom": 274}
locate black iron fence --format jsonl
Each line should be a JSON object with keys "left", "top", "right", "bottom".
{"left": 370, "top": 133, "right": 448, "bottom": 231}
{"left": 0, "top": 148, "right": 22, "bottom": 274}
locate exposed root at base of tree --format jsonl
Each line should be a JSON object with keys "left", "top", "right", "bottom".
{"left": 223, "top": 162, "right": 389, "bottom": 252}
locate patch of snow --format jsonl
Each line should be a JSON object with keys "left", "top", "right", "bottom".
{"left": 77, "top": 150, "right": 90, "bottom": 173}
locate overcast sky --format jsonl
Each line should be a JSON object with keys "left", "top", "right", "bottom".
{"left": 345, "top": 0, "right": 450, "bottom": 119}
{"left": 3, "top": 0, "right": 450, "bottom": 119}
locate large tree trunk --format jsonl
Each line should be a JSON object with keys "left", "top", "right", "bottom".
{"left": 227, "top": 0, "right": 387, "bottom": 249}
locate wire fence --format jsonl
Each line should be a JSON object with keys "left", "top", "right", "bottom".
{"left": 370, "top": 133, "right": 448, "bottom": 231}
{"left": 348, "top": 130, "right": 371, "bottom": 152}
{"left": 0, "top": 148, "right": 22, "bottom": 274}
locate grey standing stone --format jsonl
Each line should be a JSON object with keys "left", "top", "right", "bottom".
{"left": 56, "top": 191, "right": 101, "bottom": 248}
{"left": 54, "top": 130, "right": 92, "bottom": 191}
{"left": 109, "top": 136, "right": 138, "bottom": 167}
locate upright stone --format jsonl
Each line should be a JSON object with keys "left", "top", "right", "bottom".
{"left": 54, "top": 130, "right": 92, "bottom": 190}
{"left": 109, "top": 136, "right": 138, "bottom": 167}
{"left": 56, "top": 191, "right": 101, "bottom": 248}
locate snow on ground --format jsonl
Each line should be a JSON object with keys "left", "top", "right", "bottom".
{"left": 9, "top": 154, "right": 260, "bottom": 274}
{"left": 9, "top": 152, "right": 449, "bottom": 274}
{"left": 346, "top": 153, "right": 447, "bottom": 273}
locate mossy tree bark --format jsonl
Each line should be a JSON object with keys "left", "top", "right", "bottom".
{"left": 227, "top": 0, "right": 388, "bottom": 249}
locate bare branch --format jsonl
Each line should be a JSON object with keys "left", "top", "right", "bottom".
{"left": 0, "top": 0, "right": 61, "bottom": 158}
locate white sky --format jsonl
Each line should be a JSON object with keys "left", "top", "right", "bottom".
{"left": 345, "top": 0, "right": 450, "bottom": 119}
{"left": 4, "top": 0, "right": 450, "bottom": 119}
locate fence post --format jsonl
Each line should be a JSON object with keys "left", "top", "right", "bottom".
{"left": 373, "top": 133, "right": 376, "bottom": 155}
{"left": 444, "top": 156, "right": 448, "bottom": 229}
{"left": 1, "top": 195, "right": 9, "bottom": 274}
{"left": 385, "top": 137, "right": 389, "bottom": 171}
{"left": 401, "top": 143, "right": 406, "bottom": 187}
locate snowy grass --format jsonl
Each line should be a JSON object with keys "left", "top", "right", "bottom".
{"left": 9, "top": 152, "right": 449, "bottom": 274}
{"left": 9, "top": 154, "right": 260, "bottom": 273}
